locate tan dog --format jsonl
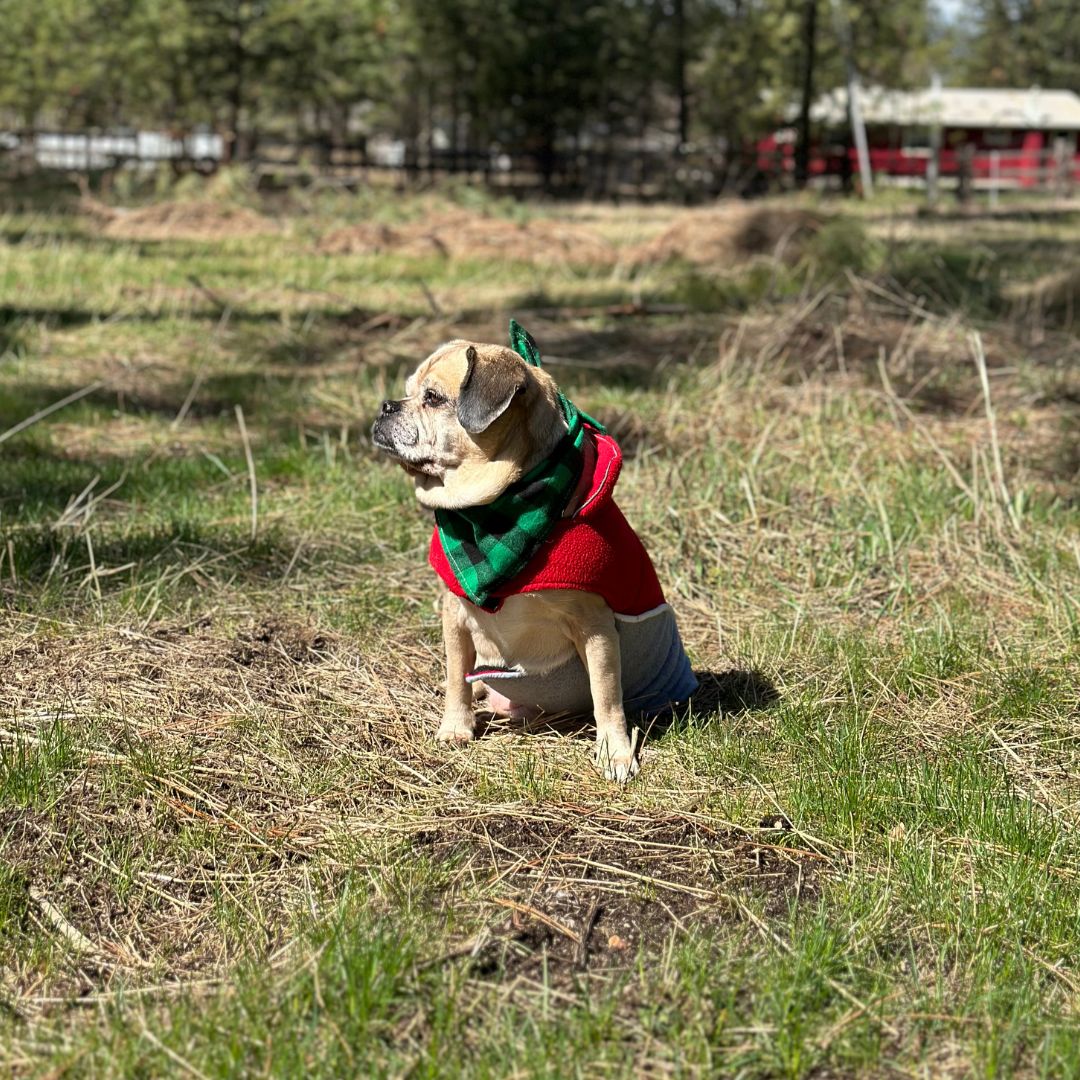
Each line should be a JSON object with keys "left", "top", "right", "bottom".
{"left": 372, "top": 337, "right": 694, "bottom": 781}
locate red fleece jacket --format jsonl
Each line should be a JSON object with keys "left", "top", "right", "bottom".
{"left": 429, "top": 429, "right": 666, "bottom": 616}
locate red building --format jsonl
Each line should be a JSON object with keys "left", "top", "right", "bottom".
{"left": 760, "top": 86, "right": 1080, "bottom": 189}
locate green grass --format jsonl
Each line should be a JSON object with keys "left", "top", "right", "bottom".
{"left": 0, "top": 181, "right": 1079, "bottom": 1077}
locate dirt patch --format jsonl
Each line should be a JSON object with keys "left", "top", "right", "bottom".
{"left": 229, "top": 617, "right": 330, "bottom": 667}
{"left": 413, "top": 809, "right": 823, "bottom": 985}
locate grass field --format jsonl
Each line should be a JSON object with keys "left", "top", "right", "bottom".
{"left": 1, "top": 176, "right": 1079, "bottom": 1077}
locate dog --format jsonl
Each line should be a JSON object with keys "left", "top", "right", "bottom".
{"left": 371, "top": 322, "right": 696, "bottom": 781}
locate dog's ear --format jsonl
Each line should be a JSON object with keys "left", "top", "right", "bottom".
{"left": 456, "top": 346, "right": 525, "bottom": 434}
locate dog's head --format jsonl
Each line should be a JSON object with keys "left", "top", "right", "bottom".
{"left": 371, "top": 339, "right": 566, "bottom": 509}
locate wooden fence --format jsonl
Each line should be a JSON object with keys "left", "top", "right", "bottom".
{"left": 2, "top": 128, "right": 1077, "bottom": 201}
{"left": 0, "top": 129, "right": 743, "bottom": 199}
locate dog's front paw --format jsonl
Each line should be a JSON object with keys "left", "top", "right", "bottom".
{"left": 595, "top": 742, "right": 640, "bottom": 783}
{"left": 436, "top": 715, "right": 476, "bottom": 744}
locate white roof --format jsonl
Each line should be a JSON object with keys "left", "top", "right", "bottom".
{"left": 810, "top": 86, "right": 1080, "bottom": 130}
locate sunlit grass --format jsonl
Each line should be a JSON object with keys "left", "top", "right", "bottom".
{"left": 0, "top": 187, "right": 1078, "bottom": 1077}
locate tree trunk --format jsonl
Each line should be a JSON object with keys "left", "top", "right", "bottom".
{"left": 674, "top": 0, "right": 689, "bottom": 153}
{"left": 794, "top": 0, "right": 817, "bottom": 189}
{"left": 426, "top": 79, "right": 436, "bottom": 180}
{"left": 227, "top": 19, "right": 245, "bottom": 162}
{"left": 450, "top": 56, "right": 461, "bottom": 175}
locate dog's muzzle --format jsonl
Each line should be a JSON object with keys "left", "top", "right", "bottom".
{"left": 371, "top": 399, "right": 417, "bottom": 452}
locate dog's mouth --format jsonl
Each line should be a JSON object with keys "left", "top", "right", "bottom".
{"left": 400, "top": 459, "right": 438, "bottom": 477}
{"left": 371, "top": 434, "right": 438, "bottom": 477}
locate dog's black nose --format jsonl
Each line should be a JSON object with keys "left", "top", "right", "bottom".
{"left": 380, "top": 399, "right": 402, "bottom": 416}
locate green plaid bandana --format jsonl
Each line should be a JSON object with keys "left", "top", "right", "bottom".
{"left": 434, "top": 321, "right": 605, "bottom": 610}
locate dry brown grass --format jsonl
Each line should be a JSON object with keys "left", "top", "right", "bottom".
{"left": 4, "top": 193, "right": 1080, "bottom": 1075}
{"left": 1004, "top": 266, "right": 1080, "bottom": 325}
{"left": 318, "top": 210, "right": 619, "bottom": 267}
{"left": 79, "top": 194, "right": 275, "bottom": 241}
{"left": 634, "top": 204, "right": 826, "bottom": 267}
{"left": 315, "top": 202, "right": 826, "bottom": 270}
{"left": 0, "top": 611, "right": 820, "bottom": 1019}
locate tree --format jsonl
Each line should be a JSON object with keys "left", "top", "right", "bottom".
{"left": 0, "top": 0, "right": 111, "bottom": 128}
{"left": 794, "top": 0, "right": 818, "bottom": 188}
{"left": 962, "top": 0, "right": 1080, "bottom": 88}
{"left": 261, "top": 0, "right": 392, "bottom": 149}
{"left": 0, "top": 0, "right": 975, "bottom": 194}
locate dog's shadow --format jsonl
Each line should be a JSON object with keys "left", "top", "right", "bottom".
{"left": 475, "top": 668, "right": 780, "bottom": 742}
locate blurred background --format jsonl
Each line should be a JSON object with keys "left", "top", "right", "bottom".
{"left": 0, "top": 0, "right": 1077, "bottom": 201}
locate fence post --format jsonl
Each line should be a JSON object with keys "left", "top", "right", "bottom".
{"left": 926, "top": 73, "right": 942, "bottom": 207}
{"left": 956, "top": 142, "right": 974, "bottom": 204}
{"left": 989, "top": 150, "right": 1000, "bottom": 209}
{"left": 926, "top": 137, "right": 939, "bottom": 206}
{"left": 1054, "top": 137, "right": 1071, "bottom": 198}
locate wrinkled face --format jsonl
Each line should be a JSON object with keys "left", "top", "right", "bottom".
{"left": 371, "top": 339, "right": 564, "bottom": 510}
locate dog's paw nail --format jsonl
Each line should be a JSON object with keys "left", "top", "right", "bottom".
{"left": 436, "top": 723, "right": 475, "bottom": 744}
{"left": 599, "top": 753, "right": 639, "bottom": 783}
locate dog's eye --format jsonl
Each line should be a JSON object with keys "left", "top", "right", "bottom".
{"left": 422, "top": 388, "right": 446, "bottom": 407}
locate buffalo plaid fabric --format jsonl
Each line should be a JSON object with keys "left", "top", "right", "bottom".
{"left": 509, "top": 318, "right": 543, "bottom": 368}
{"left": 434, "top": 321, "right": 605, "bottom": 610}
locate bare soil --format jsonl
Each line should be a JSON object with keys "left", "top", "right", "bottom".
{"left": 412, "top": 809, "right": 822, "bottom": 988}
